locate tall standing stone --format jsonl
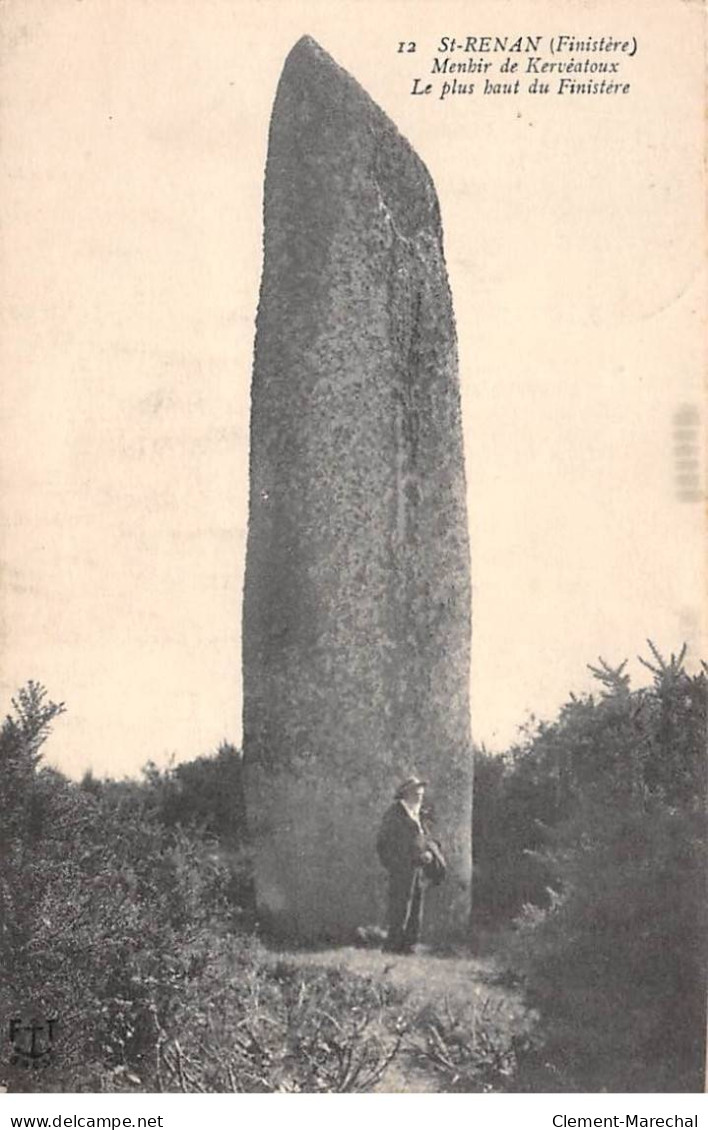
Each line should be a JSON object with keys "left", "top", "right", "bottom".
{"left": 243, "top": 36, "right": 472, "bottom": 942}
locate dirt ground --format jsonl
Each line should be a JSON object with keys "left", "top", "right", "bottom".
{"left": 265, "top": 945, "right": 529, "bottom": 1092}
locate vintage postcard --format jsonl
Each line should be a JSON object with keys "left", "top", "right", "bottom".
{"left": 1, "top": 0, "right": 705, "bottom": 1108}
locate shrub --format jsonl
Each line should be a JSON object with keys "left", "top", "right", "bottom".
{"left": 472, "top": 743, "right": 558, "bottom": 925}
{"left": 0, "top": 685, "right": 239, "bottom": 1091}
{"left": 492, "top": 645, "right": 707, "bottom": 1092}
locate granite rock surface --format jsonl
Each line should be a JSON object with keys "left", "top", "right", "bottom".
{"left": 243, "top": 36, "right": 472, "bottom": 942}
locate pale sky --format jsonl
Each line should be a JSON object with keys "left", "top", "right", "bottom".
{"left": 1, "top": 0, "right": 705, "bottom": 779}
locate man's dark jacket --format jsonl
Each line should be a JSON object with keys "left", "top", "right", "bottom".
{"left": 377, "top": 801, "right": 428, "bottom": 876}
{"left": 377, "top": 802, "right": 446, "bottom": 885}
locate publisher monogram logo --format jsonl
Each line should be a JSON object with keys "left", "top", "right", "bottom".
{"left": 9, "top": 1016, "right": 57, "bottom": 1069}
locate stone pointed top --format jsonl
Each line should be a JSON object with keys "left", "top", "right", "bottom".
{"left": 277, "top": 33, "right": 414, "bottom": 139}
{"left": 285, "top": 34, "right": 327, "bottom": 61}
{"left": 281, "top": 34, "right": 363, "bottom": 85}
{"left": 268, "top": 35, "right": 440, "bottom": 241}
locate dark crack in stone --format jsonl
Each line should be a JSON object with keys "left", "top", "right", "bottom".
{"left": 243, "top": 35, "right": 472, "bottom": 942}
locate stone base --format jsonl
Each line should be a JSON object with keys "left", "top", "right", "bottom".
{"left": 244, "top": 758, "right": 472, "bottom": 944}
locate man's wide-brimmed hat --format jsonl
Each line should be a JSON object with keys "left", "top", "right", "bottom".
{"left": 395, "top": 776, "right": 427, "bottom": 799}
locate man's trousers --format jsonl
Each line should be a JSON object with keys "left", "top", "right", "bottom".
{"left": 384, "top": 867, "right": 424, "bottom": 953}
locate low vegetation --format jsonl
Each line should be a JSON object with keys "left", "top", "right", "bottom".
{"left": 0, "top": 682, "right": 522, "bottom": 1093}
{"left": 1, "top": 639, "right": 705, "bottom": 1092}
{"left": 474, "top": 644, "right": 707, "bottom": 1092}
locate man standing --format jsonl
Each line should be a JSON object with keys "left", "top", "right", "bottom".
{"left": 376, "top": 777, "right": 445, "bottom": 954}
